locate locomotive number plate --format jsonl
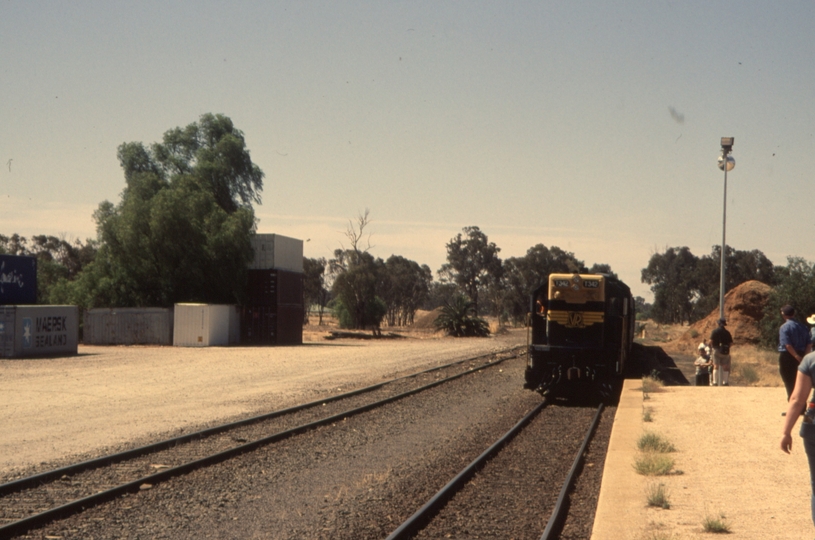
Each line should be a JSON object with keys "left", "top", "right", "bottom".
{"left": 582, "top": 280, "right": 600, "bottom": 288}
{"left": 553, "top": 279, "right": 570, "bottom": 288}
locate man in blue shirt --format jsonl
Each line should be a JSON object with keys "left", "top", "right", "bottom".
{"left": 779, "top": 305, "right": 813, "bottom": 399}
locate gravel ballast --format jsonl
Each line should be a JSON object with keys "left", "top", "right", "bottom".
{"left": 2, "top": 330, "right": 615, "bottom": 539}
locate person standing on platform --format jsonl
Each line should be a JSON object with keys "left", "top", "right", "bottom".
{"left": 808, "top": 314, "right": 815, "bottom": 344}
{"left": 780, "top": 348, "right": 815, "bottom": 529}
{"left": 709, "top": 318, "right": 733, "bottom": 386}
{"left": 779, "top": 305, "right": 813, "bottom": 400}
{"left": 694, "top": 342, "right": 712, "bottom": 386}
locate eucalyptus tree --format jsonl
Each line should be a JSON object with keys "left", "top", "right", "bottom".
{"left": 63, "top": 114, "right": 262, "bottom": 309}
{"left": 439, "top": 226, "right": 502, "bottom": 316}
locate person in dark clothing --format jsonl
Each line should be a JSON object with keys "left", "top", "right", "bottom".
{"left": 779, "top": 305, "right": 813, "bottom": 399}
{"left": 709, "top": 318, "right": 733, "bottom": 386}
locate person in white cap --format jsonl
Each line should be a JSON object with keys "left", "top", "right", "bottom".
{"left": 693, "top": 342, "right": 711, "bottom": 386}
{"left": 808, "top": 314, "right": 815, "bottom": 344}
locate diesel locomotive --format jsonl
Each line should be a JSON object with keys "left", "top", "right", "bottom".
{"left": 524, "top": 272, "right": 635, "bottom": 397}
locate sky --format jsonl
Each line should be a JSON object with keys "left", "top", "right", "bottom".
{"left": 2, "top": 1, "right": 815, "bottom": 301}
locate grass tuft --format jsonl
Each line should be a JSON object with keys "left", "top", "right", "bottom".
{"left": 642, "top": 376, "right": 664, "bottom": 394}
{"left": 702, "top": 512, "right": 730, "bottom": 533}
{"left": 643, "top": 407, "right": 654, "bottom": 422}
{"left": 646, "top": 482, "right": 671, "bottom": 509}
{"left": 638, "top": 432, "right": 676, "bottom": 453}
{"left": 633, "top": 453, "right": 675, "bottom": 476}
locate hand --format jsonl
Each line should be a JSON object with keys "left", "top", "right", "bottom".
{"left": 781, "top": 433, "right": 793, "bottom": 454}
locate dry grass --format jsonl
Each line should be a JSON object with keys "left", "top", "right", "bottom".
{"left": 728, "top": 345, "right": 781, "bottom": 387}
{"left": 638, "top": 432, "right": 676, "bottom": 453}
{"left": 633, "top": 453, "right": 675, "bottom": 476}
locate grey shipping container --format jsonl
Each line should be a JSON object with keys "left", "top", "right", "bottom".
{"left": 249, "top": 234, "right": 303, "bottom": 272}
{"left": 84, "top": 307, "right": 173, "bottom": 345}
{"left": 0, "top": 305, "right": 78, "bottom": 358}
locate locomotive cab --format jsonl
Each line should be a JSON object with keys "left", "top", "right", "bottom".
{"left": 525, "top": 272, "right": 634, "bottom": 398}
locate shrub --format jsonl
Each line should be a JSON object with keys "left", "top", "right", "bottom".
{"left": 739, "top": 365, "right": 759, "bottom": 384}
{"left": 434, "top": 295, "right": 490, "bottom": 337}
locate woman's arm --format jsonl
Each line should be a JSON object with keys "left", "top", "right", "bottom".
{"left": 781, "top": 371, "right": 813, "bottom": 453}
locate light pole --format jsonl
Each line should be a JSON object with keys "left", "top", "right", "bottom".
{"left": 718, "top": 137, "right": 735, "bottom": 321}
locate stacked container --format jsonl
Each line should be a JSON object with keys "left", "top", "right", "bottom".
{"left": 242, "top": 234, "right": 304, "bottom": 345}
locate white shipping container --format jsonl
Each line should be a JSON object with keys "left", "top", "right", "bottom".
{"left": 173, "top": 304, "right": 239, "bottom": 347}
{"left": 250, "top": 234, "right": 303, "bottom": 272}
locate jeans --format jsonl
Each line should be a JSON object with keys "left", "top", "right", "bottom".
{"left": 800, "top": 422, "right": 815, "bottom": 527}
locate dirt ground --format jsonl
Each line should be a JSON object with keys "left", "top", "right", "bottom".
{"left": 0, "top": 326, "right": 526, "bottom": 477}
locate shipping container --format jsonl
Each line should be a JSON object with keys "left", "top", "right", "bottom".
{"left": 173, "top": 304, "right": 239, "bottom": 347}
{"left": 84, "top": 307, "right": 173, "bottom": 345}
{"left": 249, "top": 234, "right": 303, "bottom": 272}
{"left": 240, "top": 306, "right": 276, "bottom": 344}
{"left": 242, "top": 269, "right": 304, "bottom": 345}
{"left": 0, "top": 305, "right": 78, "bottom": 358}
{"left": 246, "top": 269, "right": 303, "bottom": 307}
{"left": 0, "top": 255, "right": 37, "bottom": 305}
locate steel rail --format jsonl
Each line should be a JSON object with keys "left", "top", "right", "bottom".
{"left": 385, "top": 399, "right": 548, "bottom": 540}
{"left": 0, "top": 346, "right": 519, "bottom": 498}
{"left": 539, "top": 403, "right": 605, "bottom": 540}
{"left": 0, "top": 351, "right": 517, "bottom": 539}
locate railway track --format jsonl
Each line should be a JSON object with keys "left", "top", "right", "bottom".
{"left": 0, "top": 347, "right": 521, "bottom": 539}
{"left": 387, "top": 401, "right": 605, "bottom": 539}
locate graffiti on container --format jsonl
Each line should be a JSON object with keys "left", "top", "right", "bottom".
{"left": 0, "top": 260, "right": 25, "bottom": 293}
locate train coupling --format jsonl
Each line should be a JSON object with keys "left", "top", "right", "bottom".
{"left": 566, "top": 366, "right": 581, "bottom": 380}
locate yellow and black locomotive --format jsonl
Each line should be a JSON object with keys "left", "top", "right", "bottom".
{"left": 524, "top": 272, "right": 635, "bottom": 397}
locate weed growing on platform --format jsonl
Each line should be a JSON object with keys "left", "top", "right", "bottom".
{"left": 638, "top": 432, "right": 676, "bottom": 453}
{"left": 646, "top": 482, "right": 671, "bottom": 509}
{"left": 634, "top": 453, "right": 675, "bottom": 476}
{"left": 702, "top": 512, "right": 730, "bottom": 533}
{"left": 641, "top": 374, "right": 664, "bottom": 394}
{"left": 643, "top": 406, "right": 654, "bottom": 422}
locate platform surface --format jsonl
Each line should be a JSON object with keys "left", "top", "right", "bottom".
{"left": 591, "top": 379, "right": 813, "bottom": 539}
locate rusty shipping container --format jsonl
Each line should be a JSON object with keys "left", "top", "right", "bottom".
{"left": 84, "top": 307, "right": 173, "bottom": 345}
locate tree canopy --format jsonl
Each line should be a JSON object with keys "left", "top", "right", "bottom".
{"left": 57, "top": 114, "right": 262, "bottom": 309}
{"left": 641, "top": 245, "right": 777, "bottom": 325}
{"left": 500, "top": 244, "right": 583, "bottom": 324}
{"left": 439, "top": 226, "right": 502, "bottom": 316}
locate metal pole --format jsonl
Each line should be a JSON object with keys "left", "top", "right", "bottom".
{"left": 719, "top": 164, "right": 727, "bottom": 320}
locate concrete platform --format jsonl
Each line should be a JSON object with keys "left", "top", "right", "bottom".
{"left": 591, "top": 379, "right": 813, "bottom": 539}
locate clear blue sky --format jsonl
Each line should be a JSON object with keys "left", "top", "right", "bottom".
{"left": 2, "top": 1, "right": 814, "bottom": 300}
